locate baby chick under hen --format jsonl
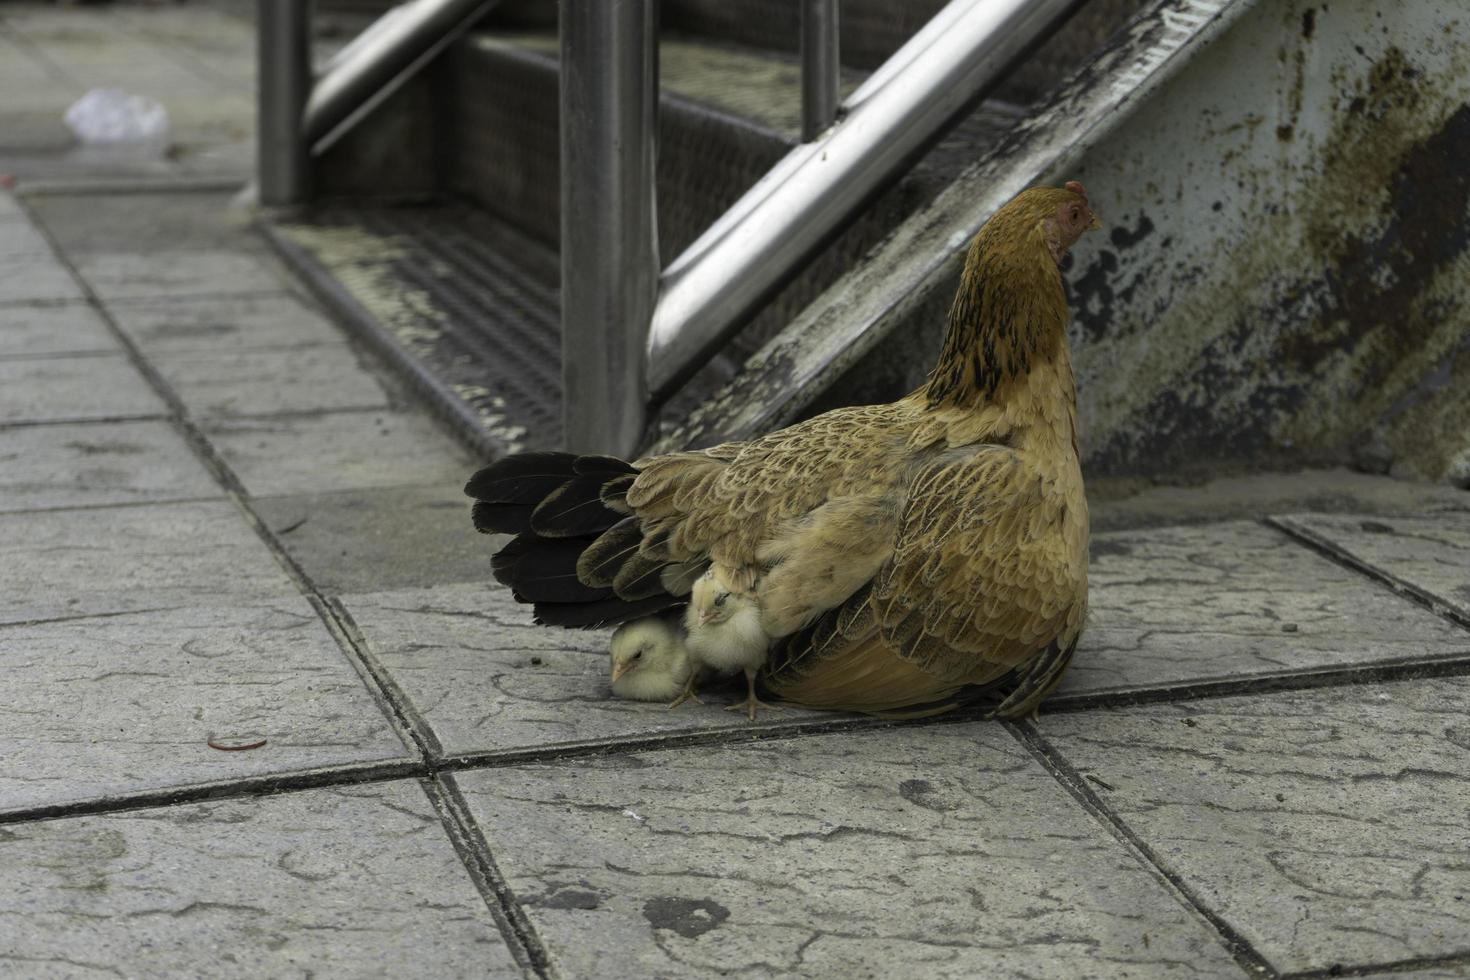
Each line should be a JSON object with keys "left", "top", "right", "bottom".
{"left": 608, "top": 616, "right": 696, "bottom": 703}
{"left": 684, "top": 565, "right": 776, "bottom": 720}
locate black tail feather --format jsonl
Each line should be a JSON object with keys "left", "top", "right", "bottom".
{"left": 472, "top": 500, "right": 536, "bottom": 535}
{"left": 532, "top": 593, "right": 680, "bottom": 629}
{"left": 497, "top": 537, "right": 612, "bottom": 602}
{"left": 468, "top": 451, "right": 681, "bottom": 629}
{"left": 531, "top": 473, "right": 624, "bottom": 537}
{"left": 464, "top": 451, "right": 578, "bottom": 503}
{"left": 573, "top": 454, "right": 638, "bottom": 477}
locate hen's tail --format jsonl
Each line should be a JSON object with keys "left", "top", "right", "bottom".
{"left": 465, "top": 451, "right": 688, "bottom": 628}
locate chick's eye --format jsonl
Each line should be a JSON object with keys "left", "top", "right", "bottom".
{"left": 714, "top": 594, "right": 728, "bottom": 607}
{"left": 632, "top": 649, "right": 643, "bottom": 660}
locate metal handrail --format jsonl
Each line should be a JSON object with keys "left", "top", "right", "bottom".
{"left": 644, "top": 0, "right": 1079, "bottom": 402}
{"left": 257, "top": 0, "right": 497, "bottom": 205}
{"left": 563, "top": 0, "right": 1081, "bottom": 453}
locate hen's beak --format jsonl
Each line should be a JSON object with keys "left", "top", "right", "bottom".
{"left": 611, "top": 660, "right": 630, "bottom": 683}
{"left": 1088, "top": 211, "right": 1102, "bottom": 231}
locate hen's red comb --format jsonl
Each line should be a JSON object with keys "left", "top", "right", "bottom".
{"left": 1064, "top": 180, "right": 1088, "bottom": 199}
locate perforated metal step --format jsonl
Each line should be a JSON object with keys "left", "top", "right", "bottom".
{"left": 266, "top": 204, "right": 563, "bottom": 456}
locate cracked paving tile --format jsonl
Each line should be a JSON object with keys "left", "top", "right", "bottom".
{"left": 0, "top": 217, "right": 54, "bottom": 259}
{"left": 0, "top": 354, "right": 164, "bottom": 424}
{"left": 253, "top": 483, "right": 490, "bottom": 594}
{"left": 0, "top": 500, "right": 298, "bottom": 624}
{"left": 149, "top": 346, "right": 391, "bottom": 419}
{"left": 1042, "top": 677, "right": 1470, "bottom": 975}
{"left": 72, "top": 251, "right": 283, "bottom": 302}
{"left": 0, "top": 599, "right": 410, "bottom": 816}
{"left": 0, "top": 254, "right": 84, "bottom": 304}
{"left": 339, "top": 584, "right": 835, "bottom": 759}
{"left": 105, "top": 293, "right": 347, "bottom": 353}
{"left": 0, "top": 420, "right": 219, "bottom": 513}
{"left": 198, "top": 410, "right": 472, "bottom": 497}
{"left": 1274, "top": 513, "right": 1470, "bottom": 624}
{"left": 1056, "top": 521, "right": 1470, "bottom": 701}
{"left": 0, "top": 781, "right": 519, "bottom": 977}
{"left": 451, "top": 723, "right": 1246, "bottom": 978}
{"left": 0, "top": 302, "right": 120, "bottom": 358}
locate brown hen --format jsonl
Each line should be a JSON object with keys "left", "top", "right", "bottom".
{"left": 467, "top": 181, "right": 1099, "bottom": 719}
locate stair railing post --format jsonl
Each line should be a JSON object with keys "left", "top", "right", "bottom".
{"left": 257, "top": 0, "right": 312, "bottom": 206}
{"left": 560, "top": 0, "right": 659, "bottom": 456}
{"left": 801, "top": 0, "right": 840, "bottom": 141}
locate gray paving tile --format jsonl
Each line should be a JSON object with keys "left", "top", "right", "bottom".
{"left": 0, "top": 599, "right": 411, "bottom": 816}
{"left": 0, "top": 419, "right": 219, "bottom": 513}
{"left": 452, "top": 723, "right": 1245, "bottom": 978}
{"left": 1275, "top": 513, "right": 1470, "bottom": 623}
{"left": 0, "top": 781, "right": 520, "bottom": 977}
{"left": 151, "top": 345, "right": 391, "bottom": 419}
{"left": 201, "top": 410, "right": 473, "bottom": 497}
{"left": 0, "top": 500, "right": 297, "bottom": 624}
{"left": 255, "top": 483, "right": 494, "bottom": 594}
{"left": 0, "top": 254, "right": 85, "bottom": 304}
{"left": 73, "top": 251, "right": 282, "bottom": 301}
{"left": 0, "top": 353, "right": 165, "bottom": 424}
{"left": 24, "top": 192, "right": 263, "bottom": 255}
{"left": 1057, "top": 522, "right": 1470, "bottom": 701}
{"left": 343, "top": 584, "right": 844, "bottom": 760}
{"left": 0, "top": 301, "right": 119, "bottom": 357}
{"left": 0, "top": 193, "right": 21, "bottom": 219}
{"left": 0, "top": 216, "right": 52, "bottom": 258}
{"left": 1040, "top": 678, "right": 1470, "bottom": 974}
{"left": 107, "top": 292, "right": 346, "bottom": 352}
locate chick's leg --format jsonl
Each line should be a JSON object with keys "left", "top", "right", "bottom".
{"left": 667, "top": 671, "right": 703, "bottom": 709}
{"left": 725, "top": 667, "right": 783, "bottom": 721}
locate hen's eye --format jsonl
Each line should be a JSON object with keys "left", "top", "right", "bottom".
{"left": 714, "top": 594, "right": 728, "bottom": 607}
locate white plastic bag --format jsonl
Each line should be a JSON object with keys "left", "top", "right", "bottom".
{"left": 63, "top": 88, "right": 170, "bottom": 144}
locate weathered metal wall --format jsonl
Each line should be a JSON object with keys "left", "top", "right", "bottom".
{"left": 1066, "top": 0, "right": 1470, "bottom": 482}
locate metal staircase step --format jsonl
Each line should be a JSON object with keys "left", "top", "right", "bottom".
{"left": 263, "top": 204, "right": 563, "bottom": 456}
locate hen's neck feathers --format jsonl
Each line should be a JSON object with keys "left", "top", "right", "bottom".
{"left": 923, "top": 220, "right": 1071, "bottom": 415}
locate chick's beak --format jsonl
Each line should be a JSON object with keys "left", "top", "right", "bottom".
{"left": 611, "top": 660, "right": 631, "bottom": 683}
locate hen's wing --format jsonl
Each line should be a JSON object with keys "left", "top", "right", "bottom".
{"left": 762, "top": 446, "right": 1086, "bottom": 717}
{"left": 625, "top": 402, "right": 914, "bottom": 572}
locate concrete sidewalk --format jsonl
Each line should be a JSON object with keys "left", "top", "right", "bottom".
{"left": 3, "top": 181, "right": 1470, "bottom": 978}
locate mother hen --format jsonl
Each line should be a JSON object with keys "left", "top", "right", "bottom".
{"left": 467, "top": 182, "right": 1099, "bottom": 719}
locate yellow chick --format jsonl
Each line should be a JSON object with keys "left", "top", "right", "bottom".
{"left": 609, "top": 616, "right": 696, "bottom": 705}
{"left": 684, "top": 566, "right": 777, "bottom": 720}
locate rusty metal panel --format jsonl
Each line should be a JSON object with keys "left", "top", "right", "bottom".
{"left": 1066, "top": 0, "right": 1470, "bottom": 482}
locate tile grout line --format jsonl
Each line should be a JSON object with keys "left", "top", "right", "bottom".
{"left": 17, "top": 193, "right": 564, "bottom": 972}
{"left": 0, "top": 759, "right": 426, "bottom": 828}
{"left": 1043, "top": 654, "right": 1470, "bottom": 715}
{"left": 1284, "top": 949, "right": 1470, "bottom": 979}
{"left": 424, "top": 775, "right": 559, "bottom": 980}
{"left": 1264, "top": 516, "right": 1470, "bottom": 632}
{"left": 320, "top": 596, "right": 446, "bottom": 760}
{"left": 15, "top": 192, "right": 440, "bottom": 765}
{"left": 1005, "top": 719, "right": 1278, "bottom": 979}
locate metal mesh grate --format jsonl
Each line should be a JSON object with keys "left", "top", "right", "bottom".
{"left": 278, "top": 203, "right": 563, "bottom": 453}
